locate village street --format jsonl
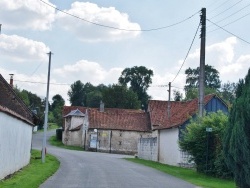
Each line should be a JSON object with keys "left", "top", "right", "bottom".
{"left": 32, "top": 130, "right": 196, "bottom": 188}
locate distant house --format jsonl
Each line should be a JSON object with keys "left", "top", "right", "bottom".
{"left": 62, "top": 106, "right": 152, "bottom": 155}
{"left": 0, "top": 74, "right": 37, "bottom": 180}
{"left": 138, "top": 94, "right": 228, "bottom": 166}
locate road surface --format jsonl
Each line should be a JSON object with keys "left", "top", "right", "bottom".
{"left": 32, "top": 130, "right": 197, "bottom": 188}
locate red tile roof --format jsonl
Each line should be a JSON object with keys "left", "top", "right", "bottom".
{"left": 62, "top": 106, "right": 151, "bottom": 132}
{"left": 0, "top": 74, "right": 35, "bottom": 125}
{"left": 148, "top": 94, "right": 217, "bottom": 130}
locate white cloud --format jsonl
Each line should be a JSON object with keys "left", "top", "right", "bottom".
{"left": 53, "top": 59, "right": 123, "bottom": 85}
{"left": 56, "top": 2, "right": 141, "bottom": 42}
{"left": 0, "top": 34, "right": 50, "bottom": 62}
{"left": 0, "top": 0, "right": 55, "bottom": 30}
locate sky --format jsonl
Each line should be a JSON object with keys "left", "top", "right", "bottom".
{"left": 0, "top": 0, "right": 250, "bottom": 105}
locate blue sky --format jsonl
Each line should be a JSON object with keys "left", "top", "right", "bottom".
{"left": 1, "top": 0, "right": 250, "bottom": 105}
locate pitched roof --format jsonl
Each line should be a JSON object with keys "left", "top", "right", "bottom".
{"left": 0, "top": 74, "right": 35, "bottom": 125}
{"left": 64, "top": 108, "right": 85, "bottom": 117}
{"left": 148, "top": 94, "right": 220, "bottom": 130}
{"left": 62, "top": 106, "right": 151, "bottom": 132}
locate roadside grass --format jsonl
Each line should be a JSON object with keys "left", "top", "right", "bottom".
{"left": 49, "top": 135, "right": 84, "bottom": 151}
{"left": 125, "top": 158, "right": 235, "bottom": 188}
{"left": 0, "top": 150, "right": 59, "bottom": 188}
{"left": 37, "top": 123, "right": 60, "bottom": 132}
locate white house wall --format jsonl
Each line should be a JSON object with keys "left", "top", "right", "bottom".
{"left": 0, "top": 112, "right": 32, "bottom": 180}
{"left": 159, "top": 128, "right": 181, "bottom": 166}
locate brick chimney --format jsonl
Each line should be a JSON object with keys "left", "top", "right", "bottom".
{"left": 100, "top": 101, "right": 104, "bottom": 112}
{"left": 9, "top": 74, "right": 14, "bottom": 88}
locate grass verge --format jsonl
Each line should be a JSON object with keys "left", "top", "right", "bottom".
{"left": 125, "top": 158, "right": 235, "bottom": 188}
{"left": 49, "top": 135, "right": 84, "bottom": 151}
{"left": 0, "top": 150, "right": 60, "bottom": 188}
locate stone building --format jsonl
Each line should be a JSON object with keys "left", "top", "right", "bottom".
{"left": 62, "top": 106, "right": 152, "bottom": 155}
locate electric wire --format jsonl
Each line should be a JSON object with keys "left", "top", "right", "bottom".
{"left": 209, "top": 0, "right": 234, "bottom": 13}
{"left": 208, "top": 11, "right": 250, "bottom": 33}
{"left": 13, "top": 79, "right": 70, "bottom": 86}
{"left": 213, "top": 3, "right": 250, "bottom": 25}
{"left": 171, "top": 22, "right": 200, "bottom": 84}
{"left": 209, "top": 0, "right": 243, "bottom": 19}
{"left": 39, "top": 0, "right": 199, "bottom": 32}
{"left": 207, "top": 19, "right": 250, "bottom": 45}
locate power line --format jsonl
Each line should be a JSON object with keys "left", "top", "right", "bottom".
{"left": 209, "top": 0, "right": 234, "bottom": 13}
{"left": 208, "top": 11, "right": 250, "bottom": 33}
{"left": 39, "top": 0, "right": 199, "bottom": 32}
{"left": 13, "top": 79, "right": 70, "bottom": 86}
{"left": 212, "top": 3, "right": 250, "bottom": 25}
{"left": 171, "top": 22, "right": 200, "bottom": 83}
{"left": 207, "top": 19, "right": 250, "bottom": 45}
{"left": 210, "top": 0, "right": 243, "bottom": 19}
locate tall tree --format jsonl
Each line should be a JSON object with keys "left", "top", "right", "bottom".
{"left": 51, "top": 94, "right": 65, "bottom": 127}
{"left": 219, "top": 82, "right": 236, "bottom": 106}
{"left": 173, "top": 90, "right": 183, "bottom": 101}
{"left": 86, "top": 91, "right": 102, "bottom": 108}
{"left": 102, "top": 84, "right": 140, "bottom": 109}
{"left": 51, "top": 94, "right": 65, "bottom": 110}
{"left": 118, "top": 66, "right": 153, "bottom": 110}
{"left": 184, "top": 65, "right": 221, "bottom": 100}
{"left": 68, "top": 80, "right": 85, "bottom": 106}
{"left": 223, "top": 69, "right": 250, "bottom": 187}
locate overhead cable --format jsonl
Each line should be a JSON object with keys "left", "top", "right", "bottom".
{"left": 207, "top": 19, "right": 250, "bottom": 45}
{"left": 171, "top": 22, "right": 200, "bottom": 84}
{"left": 13, "top": 79, "right": 70, "bottom": 86}
{"left": 209, "top": 0, "right": 234, "bottom": 13}
{"left": 210, "top": 0, "right": 243, "bottom": 19}
{"left": 39, "top": 0, "right": 199, "bottom": 32}
{"left": 213, "top": 3, "right": 250, "bottom": 24}
{"left": 208, "top": 12, "right": 250, "bottom": 33}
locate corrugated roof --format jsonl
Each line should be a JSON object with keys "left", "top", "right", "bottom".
{"left": 148, "top": 94, "right": 217, "bottom": 129}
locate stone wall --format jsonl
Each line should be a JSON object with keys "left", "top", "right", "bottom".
{"left": 137, "top": 137, "right": 158, "bottom": 161}
{"left": 88, "top": 129, "right": 152, "bottom": 155}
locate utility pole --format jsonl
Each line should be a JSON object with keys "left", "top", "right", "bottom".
{"left": 0, "top": 24, "right": 2, "bottom": 34}
{"left": 42, "top": 51, "right": 52, "bottom": 163}
{"left": 198, "top": 8, "right": 206, "bottom": 117}
{"left": 167, "top": 82, "right": 171, "bottom": 119}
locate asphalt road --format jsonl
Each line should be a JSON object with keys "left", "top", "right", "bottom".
{"left": 32, "top": 130, "right": 197, "bottom": 188}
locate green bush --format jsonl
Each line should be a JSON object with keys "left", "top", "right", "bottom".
{"left": 179, "top": 111, "right": 232, "bottom": 178}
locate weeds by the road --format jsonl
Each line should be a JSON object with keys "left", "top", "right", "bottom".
{"left": 0, "top": 150, "right": 59, "bottom": 188}
{"left": 125, "top": 158, "right": 235, "bottom": 188}
{"left": 49, "top": 135, "right": 84, "bottom": 151}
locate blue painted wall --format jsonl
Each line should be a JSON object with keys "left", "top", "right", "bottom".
{"left": 179, "top": 96, "right": 228, "bottom": 138}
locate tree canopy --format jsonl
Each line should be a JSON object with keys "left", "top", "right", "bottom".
{"left": 102, "top": 84, "right": 140, "bottom": 109}
{"left": 68, "top": 80, "right": 85, "bottom": 106}
{"left": 223, "top": 69, "right": 250, "bottom": 187}
{"left": 118, "top": 66, "right": 153, "bottom": 110}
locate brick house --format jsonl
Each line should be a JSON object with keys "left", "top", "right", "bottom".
{"left": 0, "top": 74, "right": 37, "bottom": 180}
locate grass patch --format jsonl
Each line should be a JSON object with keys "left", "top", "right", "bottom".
{"left": 0, "top": 150, "right": 60, "bottom": 188}
{"left": 37, "top": 123, "right": 60, "bottom": 132}
{"left": 49, "top": 135, "right": 84, "bottom": 151}
{"left": 125, "top": 158, "right": 235, "bottom": 188}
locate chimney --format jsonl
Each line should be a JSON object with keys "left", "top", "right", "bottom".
{"left": 9, "top": 74, "right": 14, "bottom": 87}
{"left": 100, "top": 101, "right": 104, "bottom": 112}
